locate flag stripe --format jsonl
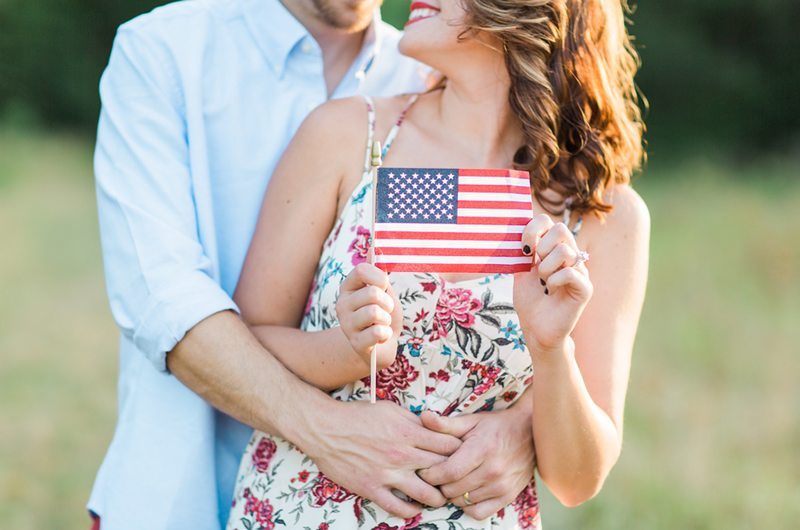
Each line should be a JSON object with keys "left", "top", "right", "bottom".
{"left": 375, "top": 230, "right": 522, "bottom": 241}
{"left": 457, "top": 216, "right": 530, "bottom": 225}
{"left": 375, "top": 238, "right": 522, "bottom": 249}
{"left": 458, "top": 176, "right": 529, "bottom": 186}
{"left": 374, "top": 247, "right": 525, "bottom": 257}
{"left": 374, "top": 255, "right": 531, "bottom": 265}
{"left": 458, "top": 168, "right": 531, "bottom": 179}
{"left": 375, "top": 224, "right": 525, "bottom": 234}
{"left": 377, "top": 263, "right": 531, "bottom": 273}
{"left": 459, "top": 209, "right": 532, "bottom": 219}
{"left": 459, "top": 184, "right": 531, "bottom": 195}
{"left": 457, "top": 192, "right": 532, "bottom": 203}
{"left": 458, "top": 200, "right": 533, "bottom": 210}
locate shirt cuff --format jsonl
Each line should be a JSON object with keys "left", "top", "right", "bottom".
{"left": 132, "top": 270, "right": 239, "bottom": 372}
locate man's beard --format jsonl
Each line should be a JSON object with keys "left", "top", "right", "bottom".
{"left": 310, "top": 0, "right": 374, "bottom": 31}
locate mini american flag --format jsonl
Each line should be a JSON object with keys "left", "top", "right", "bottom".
{"left": 373, "top": 168, "right": 534, "bottom": 273}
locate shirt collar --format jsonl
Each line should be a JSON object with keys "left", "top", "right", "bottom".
{"left": 243, "top": 0, "right": 386, "bottom": 79}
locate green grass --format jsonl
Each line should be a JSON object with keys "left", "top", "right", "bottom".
{"left": 1, "top": 127, "right": 798, "bottom": 529}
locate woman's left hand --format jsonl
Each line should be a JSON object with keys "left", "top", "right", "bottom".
{"left": 513, "top": 214, "right": 593, "bottom": 354}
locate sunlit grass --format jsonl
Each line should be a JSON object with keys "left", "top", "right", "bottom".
{"left": 1, "top": 127, "right": 798, "bottom": 529}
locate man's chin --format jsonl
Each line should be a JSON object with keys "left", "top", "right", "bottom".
{"left": 311, "top": 0, "right": 376, "bottom": 32}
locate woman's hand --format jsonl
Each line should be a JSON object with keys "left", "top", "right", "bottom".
{"left": 513, "top": 214, "right": 593, "bottom": 355}
{"left": 336, "top": 263, "right": 403, "bottom": 370}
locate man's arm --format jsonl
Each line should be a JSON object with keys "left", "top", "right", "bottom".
{"left": 167, "top": 311, "right": 457, "bottom": 517}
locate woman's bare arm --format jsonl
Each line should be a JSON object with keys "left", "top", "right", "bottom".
{"left": 520, "top": 185, "right": 650, "bottom": 506}
{"left": 234, "top": 97, "right": 389, "bottom": 391}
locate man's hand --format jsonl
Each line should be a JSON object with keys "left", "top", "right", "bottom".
{"left": 297, "top": 399, "right": 463, "bottom": 519}
{"left": 417, "top": 398, "right": 535, "bottom": 520}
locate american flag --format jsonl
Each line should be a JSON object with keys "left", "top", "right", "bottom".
{"left": 373, "top": 168, "right": 534, "bottom": 273}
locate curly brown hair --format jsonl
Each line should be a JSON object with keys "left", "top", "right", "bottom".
{"left": 458, "top": 0, "right": 646, "bottom": 218}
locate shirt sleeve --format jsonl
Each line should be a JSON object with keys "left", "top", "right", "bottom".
{"left": 94, "top": 26, "right": 238, "bottom": 373}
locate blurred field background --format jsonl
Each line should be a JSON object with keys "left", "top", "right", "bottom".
{"left": 1, "top": 0, "right": 798, "bottom": 529}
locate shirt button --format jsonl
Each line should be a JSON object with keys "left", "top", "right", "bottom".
{"left": 301, "top": 41, "right": 314, "bottom": 54}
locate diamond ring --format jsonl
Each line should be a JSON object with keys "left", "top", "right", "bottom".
{"left": 574, "top": 249, "right": 590, "bottom": 267}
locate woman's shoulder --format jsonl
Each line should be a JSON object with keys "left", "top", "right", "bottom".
{"left": 580, "top": 183, "right": 650, "bottom": 253}
{"left": 298, "top": 95, "right": 413, "bottom": 149}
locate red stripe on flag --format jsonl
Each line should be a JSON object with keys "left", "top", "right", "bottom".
{"left": 374, "top": 231, "right": 522, "bottom": 241}
{"left": 377, "top": 263, "right": 531, "bottom": 273}
{"left": 457, "top": 200, "right": 530, "bottom": 210}
{"left": 376, "top": 247, "right": 524, "bottom": 257}
{"left": 459, "top": 184, "right": 532, "bottom": 195}
{"left": 458, "top": 168, "right": 531, "bottom": 180}
{"left": 457, "top": 217, "right": 530, "bottom": 225}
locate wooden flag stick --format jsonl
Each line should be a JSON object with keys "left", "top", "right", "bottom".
{"left": 367, "top": 140, "right": 382, "bottom": 404}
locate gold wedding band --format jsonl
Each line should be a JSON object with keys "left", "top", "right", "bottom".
{"left": 463, "top": 491, "right": 473, "bottom": 505}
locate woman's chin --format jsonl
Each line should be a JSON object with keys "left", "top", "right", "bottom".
{"left": 398, "top": 34, "right": 442, "bottom": 69}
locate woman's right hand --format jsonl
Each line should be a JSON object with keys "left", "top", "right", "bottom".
{"left": 336, "top": 263, "right": 403, "bottom": 370}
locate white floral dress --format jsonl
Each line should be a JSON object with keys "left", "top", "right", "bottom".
{"left": 226, "top": 95, "right": 582, "bottom": 530}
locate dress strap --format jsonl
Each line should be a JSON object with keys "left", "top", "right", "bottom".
{"left": 563, "top": 198, "right": 584, "bottom": 237}
{"left": 380, "top": 94, "right": 420, "bottom": 160}
{"left": 361, "top": 96, "right": 377, "bottom": 174}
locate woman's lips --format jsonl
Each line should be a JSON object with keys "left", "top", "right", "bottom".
{"left": 405, "top": 1, "right": 441, "bottom": 27}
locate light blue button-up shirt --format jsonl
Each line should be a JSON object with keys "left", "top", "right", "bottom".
{"left": 90, "top": 1, "right": 427, "bottom": 528}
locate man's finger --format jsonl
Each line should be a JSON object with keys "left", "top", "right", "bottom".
{"left": 393, "top": 475, "right": 448, "bottom": 508}
{"left": 420, "top": 411, "right": 478, "bottom": 438}
{"left": 439, "top": 466, "right": 496, "bottom": 500}
{"left": 371, "top": 487, "right": 422, "bottom": 520}
{"left": 462, "top": 496, "right": 508, "bottom": 521}
{"left": 418, "top": 441, "right": 482, "bottom": 486}
{"left": 413, "top": 427, "right": 462, "bottom": 457}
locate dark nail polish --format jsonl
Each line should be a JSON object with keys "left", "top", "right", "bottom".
{"left": 544, "top": 287, "right": 549, "bottom": 295}
{"left": 522, "top": 245, "right": 531, "bottom": 255}
{"left": 540, "top": 278, "right": 546, "bottom": 286}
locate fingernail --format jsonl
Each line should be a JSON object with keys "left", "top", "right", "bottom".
{"left": 539, "top": 278, "right": 546, "bottom": 286}
{"left": 522, "top": 245, "right": 531, "bottom": 255}
{"left": 544, "top": 287, "right": 549, "bottom": 295}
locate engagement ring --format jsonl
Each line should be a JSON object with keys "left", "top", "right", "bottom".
{"left": 574, "top": 249, "right": 590, "bottom": 267}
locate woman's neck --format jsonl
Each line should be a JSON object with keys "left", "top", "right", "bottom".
{"left": 434, "top": 61, "right": 524, "bottom": 167}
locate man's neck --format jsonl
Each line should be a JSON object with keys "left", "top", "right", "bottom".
{"left": 280, "top": 0, "right": 371, "bottom": 96}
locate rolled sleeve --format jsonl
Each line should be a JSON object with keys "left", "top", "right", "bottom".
{"left": 95, "top": 26, "right": 238, "bottom": 372}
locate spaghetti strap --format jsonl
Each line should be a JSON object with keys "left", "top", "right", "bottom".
{"left": 361, "top": 96, "right": 377, "bottom": 175}
{"left": 380, "top": 94, "right": 420, "bottom": 160}
{"left": 563, "top": 198, "right": 584, "bottom": 236}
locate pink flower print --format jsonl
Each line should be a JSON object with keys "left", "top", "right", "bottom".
{"left": 348, "top": 226, "right": 371, "bottom": 265}
{"left": 361, "top": 353, "right": 419, "bottom": 402}
{"left": 252, "top": 437, "right": 277, "bottom": 473}
{"left": 371, "top": 524, "right": 399, "bottom": 530}
{"left": 502, "top": 391, "right": 519, "bottom": 402}
{"left": 420, "top": 281, "right": 437, "bottom": 294}
{"left": 311, "top": 474, "right": 356, "bottom": 506}
{"left": 429, "top": 369, "right": 450, "bottom": 382}
{"left": 473, "top": 366, "right": 501, "bottom": 396}
{"left": 254, "top": 498, "right": 275, "bottom": 528}
{"left": 512, "top": 483, "right": 540, "bottom": 528}
{"left": 402, "top": 513, "right": 423, "bottom": 529}
{"left": 432, "top": 287, "right": 483, "bottom": 338}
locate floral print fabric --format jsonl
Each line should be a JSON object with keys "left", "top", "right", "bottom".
{"left": 226, "top": 96, "right": 541, "bottom": 530}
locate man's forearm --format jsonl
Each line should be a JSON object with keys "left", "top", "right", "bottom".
{"left": 166, "top": 310, "right": 329, "bottom": 441}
